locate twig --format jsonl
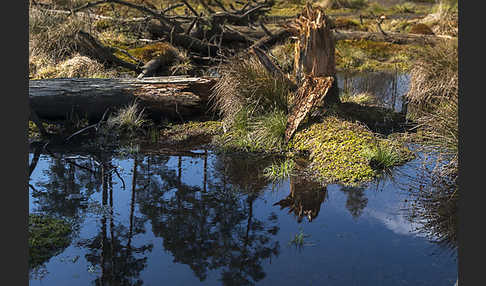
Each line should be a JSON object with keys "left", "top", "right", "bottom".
{"left": 259, "top": 21, "right": 272, "bottom": 36}
{"left": 181, "top": 0, "right": 198, "bottom": 16}
{"left": 186, "top": 17, "right": 198, "bottom": 35}
{"left": 112, "top": 167, "right": 126, "bottom": 190}
{"left": 162, "top": 3, "right": 184, "bottom": 14}
{"left": 64, "top": 108, "right": 110, "bottom": 142}
{"left": 213, "top": 0, "right": 229, "bottom": 12}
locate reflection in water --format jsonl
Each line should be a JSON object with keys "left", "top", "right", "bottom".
{"left": 404, "top": 161, "right": 458, "bottom": 253}
{"left": 337, "top": 71, "right": 410, "bottom": 112}
{"left": 28, "top": 147, "right": 458, "bottom": 285}
{"left": 137, "top": 152, "right": 280, "bottom": 285}
{"left": 273, "top": 176, "right": 327, "bottom": 223}
{"left": 340, "top": 185, "right": 368, "bottom": 219}
{"left": 79, "top": 157, "right": 153, "bottom": 286}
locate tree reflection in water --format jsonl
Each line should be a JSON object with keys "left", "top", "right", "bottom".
{"left": 340, "top": 185, "right": 368, "bottom": 219}
{"left": 136, "top": 152, "right": 280, "bottom": 285}
{"left": 273, "top": 176, "right": 328, "bottom": 223}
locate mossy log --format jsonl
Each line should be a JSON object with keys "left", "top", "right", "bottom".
{"left": 29, "top": 76, "right": 217, "bottom": 122}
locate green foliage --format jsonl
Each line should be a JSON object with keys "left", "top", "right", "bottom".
{"left": 263, "top": 158, "right": 295, "bottom": 181}
{"left": 29, "top": 214, "right": 72, "bottom": 269}
{"left": 362, "top": 143, "right": 401, "bottom": 170}
{"left": 291, "top": 116, "right": 412, "bottom": 185}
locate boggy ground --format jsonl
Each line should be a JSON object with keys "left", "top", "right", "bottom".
{"left": 29, "top": 0, "right": 457, "bottom": 184}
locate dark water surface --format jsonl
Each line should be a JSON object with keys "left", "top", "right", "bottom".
{"left": 337, "top": 71, "right": 410, "bottom": 112}
{"left": 29, "top": 147, "right": 457, "bottom": 286}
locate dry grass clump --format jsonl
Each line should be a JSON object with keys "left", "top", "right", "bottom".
{"left": 107, "top": 102, "right": 148, "bottom": 133}
{"left": 407, "top": 40, "right": 458, "bottom": 157}
{"left": 419, "top": 0, "right": 458, "bottom": 37}
{"left": 407, "top": 40, "right": 457, "bottom": 109}
{"left": 211, "top": 55, "right": 292, "bottom": 127}
{"left": 34, "top": 54, "right": 118, "bottom": 79}
{"left": 29, "top": 8, "right": 89, "bottom": 62}
{"left": 406, "top": 36, "right": 458, "bottom": 232}
{"left": 210, "top": 55, "right": 294, "bottom": 152}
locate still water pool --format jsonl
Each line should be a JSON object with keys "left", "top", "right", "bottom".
{"left": 28, "top": 147, "right": 457, "bottom": 286}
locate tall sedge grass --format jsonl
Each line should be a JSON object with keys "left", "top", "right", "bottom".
{"left": 362, "top": 144, "right": 400, "bottom": 170}
{"left": 210, "top": 55, "right": 293, "bottom": 151}
{"left": 407, "top": 40, "right": 458, "bottom": 161}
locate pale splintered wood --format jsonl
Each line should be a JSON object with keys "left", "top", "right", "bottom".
{"left": 285, "top": 76, "right": 334, "bottom": 143}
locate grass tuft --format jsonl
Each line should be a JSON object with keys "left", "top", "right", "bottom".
{"left": 107, "top": 102, "right": 148, "bottom": 133}
{"left": 263, "top": 158, "right": 295, "bottom": 181}
{"left": 362, "top": 143, "right": 401, "bottom": 170}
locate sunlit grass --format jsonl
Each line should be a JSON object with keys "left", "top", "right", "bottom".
{"left": 263, "top": 158, "right": 295, "bottom": 181}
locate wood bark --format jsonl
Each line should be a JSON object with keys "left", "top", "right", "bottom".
{"left": 284, "top": 4, "right": 340, "bottom": 143}
{"left": 29, "top": 76, "right": 217, "bottom": 122}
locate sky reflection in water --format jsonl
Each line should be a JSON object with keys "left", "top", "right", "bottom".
{"left": 28, "top": 147, "right": 457, "bottom": 286}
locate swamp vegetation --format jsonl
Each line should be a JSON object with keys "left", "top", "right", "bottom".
{"left": 28, "top": 0, "right": 458, "bottom": 284}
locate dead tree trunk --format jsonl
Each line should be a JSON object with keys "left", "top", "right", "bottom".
{"left": 29, "top": 76, "right": 217, "bottom": 122}
{"left": 284, "top": 4, "right": 340, "bottom": 143}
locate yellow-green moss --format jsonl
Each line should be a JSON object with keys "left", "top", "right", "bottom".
{"left": 161, "top": 120, "right": 223, "bottom": 146}
{"left": 333, "top": 17, "right": 368, "bottom": 31}
{"left": 290, "top": 116, "right": 412, "bottom": 185}
{"left": 336, "top": 39, "right": 418, "bottom": 72}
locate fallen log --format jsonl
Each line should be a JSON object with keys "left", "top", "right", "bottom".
{"left": 29, "top": 76, "right": 217, "bottom": 122}
{"left": 333, "top": 29, "right": 457, "bottom": 45}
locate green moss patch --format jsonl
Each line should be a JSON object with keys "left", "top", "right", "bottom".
{"left": 290, "top": 116, "right": 413, "bottom": 185}
{"left": 336, "top": 39, "right": 419, "bottom": 72}
{"left": 160, "top": 120, "right": 223, "bottom": 147}
{"left": 29, "top": 214, "right": 72, "bottom": 269}
{"left": 333, "top": 17, "right": 368, "bottom": 31}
